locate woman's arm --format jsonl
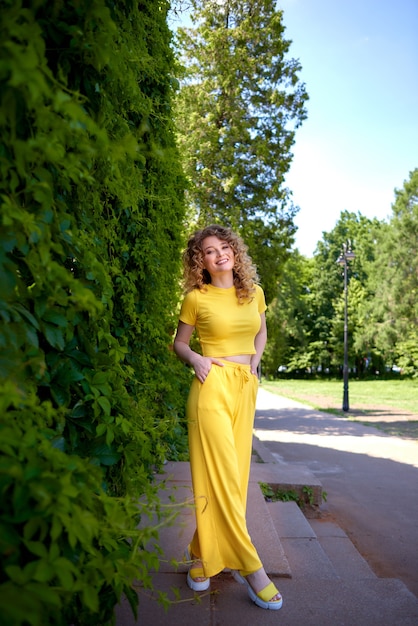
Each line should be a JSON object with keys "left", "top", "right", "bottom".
{"left": 250, "top": 312, "right": 267, "bottom": 376}
{"left": 173, "top": 321, "right": 224, "bottom": 384}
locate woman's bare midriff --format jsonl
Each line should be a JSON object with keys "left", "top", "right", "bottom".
{"left": 216, "top": 355, "right": 252, "bottom": 365}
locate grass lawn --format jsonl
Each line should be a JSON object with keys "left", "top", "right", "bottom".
{"left": 261, "top": 378, "right": 418, "bottom": 416}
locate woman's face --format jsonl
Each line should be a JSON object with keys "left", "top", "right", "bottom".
{"left": 201, "top": 235, "right": 235, "bottom": 277}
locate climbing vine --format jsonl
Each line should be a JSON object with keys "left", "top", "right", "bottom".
{"left": 0, "top": 1, "right": 188, "bottom": 623}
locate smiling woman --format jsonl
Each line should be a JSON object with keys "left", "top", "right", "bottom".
{"left": 201, "top": 236, "right": 235, "bottom": 281}
{"left": 173, "top": 224, "right": 283, "bottom": 610}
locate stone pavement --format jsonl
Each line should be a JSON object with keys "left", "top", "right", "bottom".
{"left": 115, "top": 390, "right": 418, "bottom": 625}
{"left": 254, "top": 385, "right": 418, "bottom": 599}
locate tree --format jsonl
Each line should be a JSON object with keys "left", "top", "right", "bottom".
{"left": 359, "top": 169, "right": 418, "bottom": 376}
{"left": 263, "top": 251, "right": 314, "bottom": 376}
{"left": 303, "top": 211, "right": 382, "bottom": 375}
{"left": 265, "top": 211, "right": 384, "bottom": 377}
{"left": 175, "top": 0, "right": 308, "bottom": 300}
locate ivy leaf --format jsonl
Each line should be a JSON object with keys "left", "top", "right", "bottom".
{"left": 51, "top": 359, "right": 84, "bottom": 386}
{"left": 89, "top": 441, "right": 121, "bottom": 466}
{"left": 50, "top": 383, "right": 70, "bottom": 406}
{"left": 82, "top": 584, "right": 99, "bottom": 613}
{"left": 50, "top": 436, "right": 65, "bottom": 451}
{"left": 42, "top": 310, "right": 68, "bottom": 327}
{"left": 13, "top": 303, "right": 40, "bottom": 330}
{"left": 43, "top": 324, "right": 65, "bottom": 350}
{"left": 97, "top": 396, "right": 111, "bottom": 416}
{"left": 70, "top": 401, "right": 86, "bottom": 418}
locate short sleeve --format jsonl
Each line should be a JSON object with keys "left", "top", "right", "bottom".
{"left": 179, "top": 290, "right": 198, "bottom": 327}
{"left": 256, "top": 285, "right": 267, "bottom": 314}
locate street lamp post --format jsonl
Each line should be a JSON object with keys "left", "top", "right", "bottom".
{"left": 337, "top": 243, "right": 355, "bottom": 411}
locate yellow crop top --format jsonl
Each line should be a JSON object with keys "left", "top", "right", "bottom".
{"left": 179, "top": 283, "right": 267, "bottom": 357}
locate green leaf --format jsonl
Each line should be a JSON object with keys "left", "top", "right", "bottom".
{"left": 33, "top": 561, "right": 55, "bottom": 583}
{"left": 54, "top": 557, "right": 76, "bottom": 589}
{"left": 43, "top": 324, "right": 65, "bottom": 350}
{"left": 70, "top": 401, "right": 86, "bottom": 418}
{"left": 90, "top": 441, "right": 121, "bottom": 466}
{"left": 5, "top": 565, "right": 26, "bottom": 585}
{"left": 96, "top": 423, "right": 107, "bottom": 436}
{"left": 24, "top": 540, "right": 49, "bottom": 559}
{"left": 25, "top": 581, "right": 62, "bottom": 607}
{"left": 13, "top": 303, "right": 40, "bottom": 330}
{"left": 42, "top": 310, "right": 68, "bottom": 327}
{"left": 82, "top": 584, "right": 99, "bottom": 612}
{"left": 50, "top": 384, "right": 70, "bottom": 406}
{"left": 97, "top": 395, "right": 111, "bottom": 416}
{"left": 51, "top": 436, "right": 66, "bottom": 451}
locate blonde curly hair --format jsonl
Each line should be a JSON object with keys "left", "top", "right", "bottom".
{"left": 182, "top": 225, "right": 259, "bottom": 303}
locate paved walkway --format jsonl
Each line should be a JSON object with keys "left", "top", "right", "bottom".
{"left": 115, "top": 388, "right": 418, "bottom": 625}
{"left": 254, "top": 386, "right": 418, "bottom": 598}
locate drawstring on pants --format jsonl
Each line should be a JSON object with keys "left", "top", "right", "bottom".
{"left": 234, "top": 364, "right": 250, "bottom": 390}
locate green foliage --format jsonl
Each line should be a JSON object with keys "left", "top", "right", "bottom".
{"left": 263, "top": 252, "right": 314, "bottom": 377}
{"left": 265, "top": 210, "right": 387, "bottom": 377}
{"left": 396, "top": 335, "right": 418, "bottom": 377}
{"left": 0, "top": 414, "right": 165, "bottom": 626}
{"left": 0, "top": 0, "right": 188, "bottom": 623}
{"left": 174, "top": 0, "right": 308, "bottom": 301}
{"left": 263, "top": 172, "right": 418, "bottom": 379}
{"left": 259, "top": 482, "right": 325, "bottom": 508}
{"left": 357, "top": 169, "right": 418, "bottom": 375}
{"left": 309, "top": 211, "right": 383, "bottom": 374}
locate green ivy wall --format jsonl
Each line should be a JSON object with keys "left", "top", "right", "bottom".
{"left": 0, "top": 1, "right": 188, "bottom": 623}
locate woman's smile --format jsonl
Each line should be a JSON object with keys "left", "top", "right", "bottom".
{"left": 202, "top": 235, "right": 235, "bottom": 275}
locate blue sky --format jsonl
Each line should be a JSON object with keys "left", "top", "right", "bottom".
{"left": 279, "top": 0, "right": 418, "bottom": 256}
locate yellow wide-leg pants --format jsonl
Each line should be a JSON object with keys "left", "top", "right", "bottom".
{"left": 186, "top": 360, "right": 263, "bottom": 578}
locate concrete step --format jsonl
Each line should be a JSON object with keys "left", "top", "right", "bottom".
{"left": 115, "top": 574, "right": 418, "bottom": 626}
{"left": 154, "top": 459, "right": 376, "bottom": 585}
{"left": 309, "top": 516, "right": 378, "bottom": 580}
{"left": 147, "top": 461, "right": 291, "bottom": 578}
{"left": 268, "top": 500, "right": 377, "bottom": 581}
{"left": 278, "top": 578, "right": 418, "bottom": 626}
{"left": 252, "top": 435, "right": 324, "bottom": 505}
{"left": 246, "top": 481, "right": 291, "bottom": 577}
{"left": 117, "top": 461, "right": 418, "bottom": 626}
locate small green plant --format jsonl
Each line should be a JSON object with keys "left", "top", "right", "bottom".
{"left": 259, "top": 482, "right": 276, "bottom": 499}
{"left": 277, "top": 489, "right": 300, "bottom": 503}
{"left": 302, "top": 485, "right": 314, "bottom": 505}
{"left": 259, "top": 482, "right": 300, "bottom": 506}
{"left": 259, "top": 482, "right": 327, "bottom": 508}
